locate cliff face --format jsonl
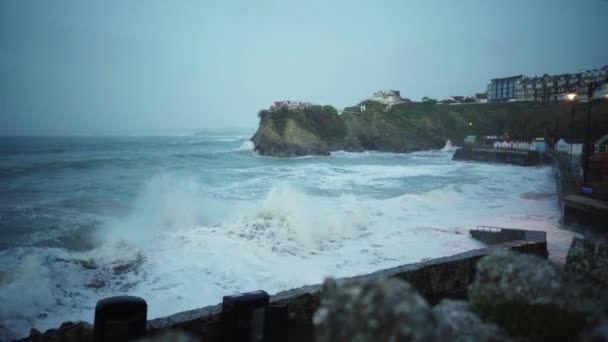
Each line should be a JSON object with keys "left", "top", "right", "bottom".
{"left": 251, "top": 106, "right": 363, "bottom": 157}
{"left": 251, "top": 101, "right": 608, "bottom": 157}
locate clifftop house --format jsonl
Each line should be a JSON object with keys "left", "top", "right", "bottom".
{"left": 370, "top": 90, "right": 406, "bottom": 105}
{"left": 271, "top": 100, "right": 308, "bottom": 111}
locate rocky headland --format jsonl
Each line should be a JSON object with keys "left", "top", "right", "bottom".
{"left": 251, "top": 100, "right": 608, "bottom": 157}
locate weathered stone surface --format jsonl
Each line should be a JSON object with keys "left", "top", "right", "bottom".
{"left": 59, "top": 321, "right": 93, "bottom": 342}
{"left": 433, "top": 299, "right": 511, "bottom": 342}
{"left": 137, "top": 330, "right": 199, "bottom": 342}
{"left": 313, "top": 277, "right": 436, "bottom": 342}
{"left": 565, "top": 237, "right": 608, "bottom": 285}
{"left": 41, "top": 328, "right": 59, "bottom": 342}
{"left": 578, "top": 314, "right": 608, "bottom": 342}
{"left": 469, "top": 251, "right": 607, "bottom": 341}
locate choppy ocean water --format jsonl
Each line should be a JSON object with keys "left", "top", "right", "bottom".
{"left": 0, "top": 134, "right": 574, "bottom": 338}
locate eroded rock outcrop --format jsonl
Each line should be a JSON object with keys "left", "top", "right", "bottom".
{"left": 565, "top": 237, "right": 608, "bottom": 285}
{"left": 313, "top": 277, "right": 436, "bottom": 341}
{"left": 469, "top": 251, "right": 608, "bottom": 341}
{"left": 252, "top": 106, "right": 362, "bottom": 157}
{"left": 433, "top": 300, "right": 511, "bottom": 342}
{"left": 313, "top": 277, "right": 512, "bottom": 342}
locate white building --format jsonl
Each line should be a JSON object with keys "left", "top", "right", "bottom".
{"left": 556, "top": 138, "right": 584, "bottom": 155}
{"left": 593, "top": 82, "right": 608, "bottom": 101}
{"left": 596, "top": 133, "right": 608, "bottom": 153}
{"left": 474, "top": 93, "right": 488, "bottom": 103}
{"left": 271, "top": 100, "right": 307, "bottom": 111}
{"left": 370, "top": 90, "right": 404, "bottom": 105}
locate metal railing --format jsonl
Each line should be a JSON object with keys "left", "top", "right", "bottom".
{"left": 474, "top": 225, "right": 503, "bottom": 232}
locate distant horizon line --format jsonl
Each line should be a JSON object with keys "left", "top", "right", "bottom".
{"left": 0, "top": 128, "right": 257, "bottom": 138}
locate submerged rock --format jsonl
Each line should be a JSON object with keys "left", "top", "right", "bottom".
{"left": 469, "top": 252, "right": 607, "bottom": 341}
{"left": 433, "top": 299, "right": 511, "bottom": 342}
{"left": 565, "top": 237, "right": 608, "bottom": 285}
{"left": 313, "top": 277, "right": 436, "bottom": 342}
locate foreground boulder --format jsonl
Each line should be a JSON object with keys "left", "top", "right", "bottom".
{"left": 565, "top": 237, "right": 608, "bottom": 285}
{"left": 433, "top": 300, "right": 511, "bottom": 342}
{"left": 313, "top": 277, "right": 436, "bottom": 341}
{"left": 19, "top": 322, "right": 93, "bottom": 342}
{"left": 469, "top": 252, "right": 607, "bottom": 341}
{"left": 313, "top": 277, "right": 512, "bottom": 342}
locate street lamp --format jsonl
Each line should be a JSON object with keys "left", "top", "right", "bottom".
{"left": 567, "top": 92, "right": 577, "bottom": 101}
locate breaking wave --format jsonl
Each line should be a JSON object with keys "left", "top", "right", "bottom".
{"left": 441, "top": 140, "right": 458, "bottom": 152}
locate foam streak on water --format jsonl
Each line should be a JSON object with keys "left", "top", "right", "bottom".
{"left": 0, "top": 136, "right": 573, "bottom": 338}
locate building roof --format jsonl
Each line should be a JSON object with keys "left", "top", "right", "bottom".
{"left": 273, "top": 100, "right": 305, "bottom": 109}
{"left": 558, "top": 137, "right": 586, "bottom": 144}
{"left": 491, "top": 75, "right": 525, "bottom": 81}
{"left": 475, "top": 93, "right": 487, "bottom": 99}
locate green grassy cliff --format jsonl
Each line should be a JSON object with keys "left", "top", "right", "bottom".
{"left": 251, "top": 100, "right": 608, "bottom": 157}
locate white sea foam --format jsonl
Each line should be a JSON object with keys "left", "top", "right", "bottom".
{"left": 441, "top": 140, "right": 458, "bottom": 152}
{"left": 237, "top": 140, "right": 255, "bottom": 152}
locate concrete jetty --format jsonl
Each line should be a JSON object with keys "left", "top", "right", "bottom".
{"left": 563, "top": 194, "right": 608, "bottom": 229}
{"left": 469, "top": 226, "right": 547, "bottom": 244}
{"left": 452, "top": 146, "right": 543, "bottom": 166}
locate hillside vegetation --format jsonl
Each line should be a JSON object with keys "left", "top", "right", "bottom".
{"left": 251, "top": 100, "right": 608, "bottom": 157}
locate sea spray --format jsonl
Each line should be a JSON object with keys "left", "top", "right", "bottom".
{"left": 441, "top": 140, "right": 458, "bottom": 152}
{"left": 238, "top": 140, "right": 255, "bottom": 152}
{"left": 94, "top": 173, "right": 235, "bottom": 249}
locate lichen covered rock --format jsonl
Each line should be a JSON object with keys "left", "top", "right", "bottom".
{"left": 313, "top": 277, "right": 436, "bottom": 342}
{"left": 433, "top": 299, "right": 511, "bottom": 342}
{"left": 469, "top": 251, "right": 607, "bottom": 341}
{"left": 565, "top": 237, "right": 608, "bottom": 285}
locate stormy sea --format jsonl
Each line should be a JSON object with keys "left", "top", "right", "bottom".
{"left": 0, "top": 133, "right": 575, "bottom": 338}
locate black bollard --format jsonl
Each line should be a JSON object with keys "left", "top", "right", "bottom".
{"left": 222, "top": 290, "right": 269, "bottom": 342}
{"left": 94, "top": 296, "right": 147, "bottom": 342}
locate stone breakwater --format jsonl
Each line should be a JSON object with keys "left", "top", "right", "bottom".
{"left": 452, "top": 147, "right": 544, "bottom": 166}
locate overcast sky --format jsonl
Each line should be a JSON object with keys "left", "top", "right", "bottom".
{"left": 1, "top": 0, "right": 607, "bottom": 135}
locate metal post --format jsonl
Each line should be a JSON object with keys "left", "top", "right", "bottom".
{"left": 570, "top": 103, "right": 575, "bottom": 160}
{"left": 583, "top": 84, "right": 593, "bottom": 188}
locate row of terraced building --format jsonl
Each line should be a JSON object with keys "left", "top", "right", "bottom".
{"left": 487, "top": 65, "right": 608, "bottom": 103}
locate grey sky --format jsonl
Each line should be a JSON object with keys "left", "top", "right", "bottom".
{"left": 1, "top": 0, "right": 607, "bottom": 135}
